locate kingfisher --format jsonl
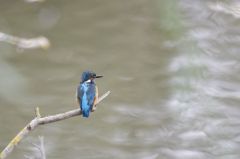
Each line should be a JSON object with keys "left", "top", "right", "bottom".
{"left": 77, "top": 71, "right": 103, "bottom": 118}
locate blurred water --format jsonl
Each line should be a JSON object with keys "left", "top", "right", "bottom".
{"left": 0, "top": 0, "right": 240, "bottom": 159}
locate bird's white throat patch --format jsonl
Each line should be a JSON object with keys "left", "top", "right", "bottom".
{"left": 85, "top": 79, "right": 91, "bottom": 83}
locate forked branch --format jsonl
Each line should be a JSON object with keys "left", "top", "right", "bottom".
{"left": 0, "top": 91, "right": 110, "bottom": 159}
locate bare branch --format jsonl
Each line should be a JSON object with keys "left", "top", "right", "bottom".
{"left": 0, "top": 32, "right": 50, "bottom": 50}
{"left": 0, "top": 91, "right": 110, "bottom": 159}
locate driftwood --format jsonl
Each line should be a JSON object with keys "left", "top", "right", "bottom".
{"left": 0, "top": 32, "right": 50, "bottom": 50}
{"left": 0, "top": 91, "right": 110, "bottom": 159}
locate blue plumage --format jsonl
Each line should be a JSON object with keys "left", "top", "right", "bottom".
{"left": 77, "top": 71, "right": 102, "bottom": 118}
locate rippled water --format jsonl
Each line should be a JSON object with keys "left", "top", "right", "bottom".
{"left": 0, "top": 0, "right": 240, "bottom": 159}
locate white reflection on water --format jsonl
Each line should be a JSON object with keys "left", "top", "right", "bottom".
{"left": 208, "top": 1, "right": 240, "bottom": 18}
{"left": 163, "top": 0, "right": 240, "bottom": 158}
{"left": 38, "top": 6, "right": 61, "bottom": 30}
{"left": 24, "top": 0, "right": 45, "bottom": 3}
{"left": 161, "top": 148, "right": 206, "bottom": 159}
{"left": 0, "top": 59, "right": 27, "bottom": 104}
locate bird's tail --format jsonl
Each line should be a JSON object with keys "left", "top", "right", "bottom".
{"left": 81, "top": 103, "right": 91, "bottom": 118}
{"left": 82, "top": 108, "right": 90, "bottom": 118}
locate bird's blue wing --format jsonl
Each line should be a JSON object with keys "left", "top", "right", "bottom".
{"left": 78, "top": 82, "right": 96, "bottom": 117}
{"left": 77, "top": 85, "right": 83, "bottom": 109}
{"left": 86, "top": 83, "right": 96, "bottom": 109}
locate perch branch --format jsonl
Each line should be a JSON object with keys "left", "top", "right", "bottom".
{"left": 0, "top": 91, "right": 110, "bottom": 159}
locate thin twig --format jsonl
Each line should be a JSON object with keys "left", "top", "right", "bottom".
{"left": 39, "top": 136, "right": 46, "bottom": 159}
{"left": 0, "top": 91, "right": 110, "bottom": 159}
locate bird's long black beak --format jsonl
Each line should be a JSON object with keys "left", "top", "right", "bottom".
{"left": 95, "top": 75, "right": 103, "bottom": 78}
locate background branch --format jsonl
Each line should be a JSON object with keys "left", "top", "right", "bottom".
{"left": 24, "top": 136, "right": 46, "bottom": 159}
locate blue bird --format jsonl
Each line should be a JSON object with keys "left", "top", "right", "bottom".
{"left": 77, "top": 71, "right": 103, "bottom": 118}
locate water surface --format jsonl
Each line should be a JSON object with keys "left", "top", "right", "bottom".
{"left": 0, "top": 0, "right": 240, "bottom": 159}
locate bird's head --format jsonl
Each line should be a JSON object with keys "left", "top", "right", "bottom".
{"left": 81, "top": 71, "right": 103, "bottom": 83}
